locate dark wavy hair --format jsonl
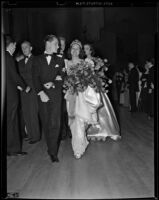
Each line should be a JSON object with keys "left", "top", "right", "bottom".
{"left": 146, "top": 57, "right": 155, "bottom": 65}
{"left": 67, "top": 45, "right": 84, "bottom": 60}
{"left": 84, "top": 43, "right": 95, "bottom": 57}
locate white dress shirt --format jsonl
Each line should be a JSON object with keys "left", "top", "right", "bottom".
{"left": 25, "top": 54, "right": 32, "bottom": 64}
{"left": 44, "top": 51, "right": 52, "bottom": 65}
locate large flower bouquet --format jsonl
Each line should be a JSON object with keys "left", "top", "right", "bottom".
{"left": 63, "top": 60, "right": 103, "bottom": 95}
{"left": 92, "top": 57, "right": 112, "bottom": 93}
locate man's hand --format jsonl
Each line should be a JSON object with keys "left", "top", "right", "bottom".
{"left": 148, "top": 89, "right": 152, "bottom": 94}
{"left": 25, "top": 86, "right": 31, "bottom": 93}
{"left": 17, "top": 86, "right": 23, "bottom": 91}
{"left": 151, "top": 83, "right": 154, "bottom": 89}
{"left": 38, "top": 91, "right": 50, "bottom": 102}
{"left": 44, "top": 82, "right": 55, "bottom": 89}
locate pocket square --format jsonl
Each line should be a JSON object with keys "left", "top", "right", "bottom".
{"left": 55, "top": 75, "right": 62, "bottom": 81}
{"left": 57, "top": 54, "right": 62, "bottom": 58}
{"left": 55, "top": 64, "right": 59, "bottom": 68}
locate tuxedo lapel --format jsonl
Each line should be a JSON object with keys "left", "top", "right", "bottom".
{"left": 25, "top": 55, "right": 33, "bottom": 70}
{"left": 19, "top": 58, "right": 26, "bottom": 72}
{"left": 41, "top": 54, "right": 50, "bottom": 66}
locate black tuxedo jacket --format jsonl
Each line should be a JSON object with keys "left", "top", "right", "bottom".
{"left": 32, "top": 53, "right": 65, "bottom": 97}
{"left": 128, "top": 67, "right": 139, "bottom": 91}
{"left": 6, "top": 51, "right": 26, "bottom": 103}
{"left": 147, "top": 66, "right": 154, "bottom": 90}
{"left": 18, "top": 55, "right": 35, "bottom": 88}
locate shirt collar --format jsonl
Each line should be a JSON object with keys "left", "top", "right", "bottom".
{"left": 26, "top": 54, "right": 32, "bottom": 58}
{"left": 6, "top": 49, "right": 13, "bottom": 56}
{"left": 44, "top": 51, "right": 52, "bottom": 55}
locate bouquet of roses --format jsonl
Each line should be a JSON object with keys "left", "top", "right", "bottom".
{"left": 92, "top": 57, "right": 112, "bottom": 93}
{"left": 63, "top": 60, "right": 103, "bottom": 95}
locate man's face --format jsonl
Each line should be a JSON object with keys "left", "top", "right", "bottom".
{"left": 146, "top": 61, "right": 152, "bottom": 68}
{"left": 48, "top": 38, "right": 59, "bottom": 53}
{"left": 60, "top": 39, "right": 65, "bottom": 52}
{"left": 128, "top": 63, "right": 134, "bottom": 70}
{"left": 21, "top": 42, "right": 32, "bottom": 56}
{"left": 9, "top": 42, "right": 16, "bottom": 55}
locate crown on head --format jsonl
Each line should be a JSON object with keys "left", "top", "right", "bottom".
{"left": 70, "top": 39, "right": 82, "bottom": 49}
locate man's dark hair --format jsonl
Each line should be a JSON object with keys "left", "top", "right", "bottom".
{"left": 4, "top": 34, "right": 15, "bottom": 48}
{"left": 44, "top": 34, "right": 57, "bottom": 44}
{"left": 59, "top": 36, "right": 66, "bottom": 43}
{"left": 21, "top": 40, "right": 32, "bottom": 47}
{"left": 146, "top": 57, "right": 155, "bottom": 65}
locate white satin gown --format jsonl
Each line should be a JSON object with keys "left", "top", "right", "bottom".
{"left": 65, "top": 60, "right": 121, "bottom": 159}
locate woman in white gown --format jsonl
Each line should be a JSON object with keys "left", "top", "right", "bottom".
{"left": 65, "top": 40, "right": 95, "bottom": 159}
{"left": 83, "top": 44, "right": 121, "bottom": 141}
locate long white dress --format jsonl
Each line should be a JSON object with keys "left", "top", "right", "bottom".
{"left": 64, "top": 60, "right": 101, "bottom": 158}
{"left": 65, "top": 59, "right": 121, "bottom": 158}
{"left": 85, "top": 58, "right": 121, "bottom": 141}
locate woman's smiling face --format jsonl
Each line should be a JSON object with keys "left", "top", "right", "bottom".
{"left": 71, "top": 44, "right": 80, "bottom": 57}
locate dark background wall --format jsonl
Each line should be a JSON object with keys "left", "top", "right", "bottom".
{"left": 3, "top": 7, "right": 157, "bottom": 71}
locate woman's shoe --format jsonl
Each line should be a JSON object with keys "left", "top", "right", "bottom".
{"left": 74, "top": 154, "right": 82, "bottom": 159}
{"left": 111, "top": 135, "right": 121, "bottom": 141}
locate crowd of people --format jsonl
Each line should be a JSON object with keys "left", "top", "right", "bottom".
{"left": 5, "top": 33, "right": 154, "bottom": 162}
{"left": 113, "top": 59, "right": 154, "bottom": 119}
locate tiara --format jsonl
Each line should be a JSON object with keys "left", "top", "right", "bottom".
{"left": 70, "top": 39, "right": 82, "bottom": 48}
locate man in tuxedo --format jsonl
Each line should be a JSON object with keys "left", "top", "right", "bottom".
{"left": 5, "top": 35, "right": 30, "bottom": 156}
{"left": 127, "top": 62, "right": 139, "bottom": 113}
{"left": 32, "top": 35, "right": 65, "bottom": 163}
{"left": 146, "top": 58, "right": 154, "bottom": 119}
{"left": 18, "top": 41, "right": 41, "bottom": 144}
{"left": 57, "top": 36, "right": 71, "bottom": 140}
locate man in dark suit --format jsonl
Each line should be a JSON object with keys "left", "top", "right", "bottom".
{"left": 18, "top": 41, "right": 41, "bottom": 144}
{"left": 57, "top": 36, "right": 71, "bottom": 140}
{"left": 146, "top": 58, "right": 154, "bottom": 119}
{"left": 5, "top": 35, "right": 30, "bottom": 156}
{"left": 127, "top": 62, "right": 139, "bottom": 113}
{"left": 32, "top": 35, "right": 65, "bottom": 163}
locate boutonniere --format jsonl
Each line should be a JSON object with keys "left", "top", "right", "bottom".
{"left": 55, "top": 64, "right": 59, "bottom": 68}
